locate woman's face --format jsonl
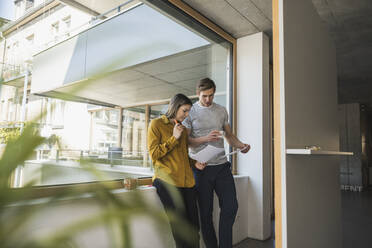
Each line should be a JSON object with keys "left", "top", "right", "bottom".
{"left": 175, "top": 104, "right": 191, "bottom": 122}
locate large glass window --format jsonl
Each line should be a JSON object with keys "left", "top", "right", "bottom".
{"left": 17, "top": 0, "right": 233, "bottom": 187}
{"left": 121, "top": 106, "right": 148, "bottom": 166}
{"left": 62, "top": 16, "right": 71, "bottom": 30}
{"left": 91, "top": 109, "right": 119, "bottom": 152}
{"left": 50, "top": 21, "right": 59, "bottom": 40}
{"left": 25, "top": 0, "right": 34, "bottom": 10}
{"left": 150, "top": 104, "right": 167, "bottom": 120}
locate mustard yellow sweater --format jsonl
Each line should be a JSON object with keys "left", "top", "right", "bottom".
{"left": 147, "top": 115, "right": 195, "bottom": 188}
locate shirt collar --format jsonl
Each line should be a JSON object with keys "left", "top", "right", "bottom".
{"left": 197, "top": 101, "right": 214, "bottom": 109}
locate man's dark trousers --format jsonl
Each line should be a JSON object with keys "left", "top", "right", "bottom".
{"left": 194, "top": 162, "right": 238, "bottom": 248}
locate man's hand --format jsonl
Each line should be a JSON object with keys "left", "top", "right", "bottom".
{"left": 206, "top": 130, "right": 222, "bottom": 142}
{"left": 173, "top": 123, "right": 185, "bottom": 139}
{"left": 195, "top": 161, "right": 207, "bottom": 170}
{"left": 240, "top": 144, "right": 251, "bottom": 153}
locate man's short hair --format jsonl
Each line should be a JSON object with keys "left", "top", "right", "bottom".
{"left": 197, "top": 78, "right": 216, "bottom": 94}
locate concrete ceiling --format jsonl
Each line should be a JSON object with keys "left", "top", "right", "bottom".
{"left": 312, "top": 0, "right": 372, "bottom": 105}
{"left": 183, "top": 0, "right": 372, "bottom": 106}
{"left": 63, "top": 0, "right": 372, "bottom": 106}
{"left": 42, "top": 46, "right": 219, "bottom": 107}
{"left": 183, "top": 0, "right": 272, "bottom": 37}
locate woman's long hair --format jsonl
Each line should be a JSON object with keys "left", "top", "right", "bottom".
{"left": 165, "top": 94, "right": 192, "bottom": 119}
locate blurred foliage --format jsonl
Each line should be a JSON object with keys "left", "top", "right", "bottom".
{"left": 0, "top": 123, "right": 195, "bottom": 248}
{"left": 0, "top": 126, "right": 20, "bottom": 144}
{"left": 0, "top": 122, "right": 39, "bottom": 144}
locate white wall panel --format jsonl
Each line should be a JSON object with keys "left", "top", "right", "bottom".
{"left": 237, "top": 32, "right": 271, "bottom": 240}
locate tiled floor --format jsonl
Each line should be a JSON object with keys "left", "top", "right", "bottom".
{"left": 233, "top": 235, "right": 275, "bottom": 248}
{"left": 233, "top": 221, "right": 275, "bottom": 248}
{"left": 234, "top": 188, "right": 372, "bottom": 248}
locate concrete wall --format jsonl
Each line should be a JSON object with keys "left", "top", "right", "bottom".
{"left": 10, "top": 176, "right": 249, "bottom": 247}
{"left": 236, "top": 32, "right": 271, "bottom": 240}
{"left": 4, "top": 5, "right": 91, "bottom": 71}
{"left": 278, "top": 0, "right": 341, "bottom": 247}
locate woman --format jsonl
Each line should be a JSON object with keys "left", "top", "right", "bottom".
{"left": 148, "top": 93, "right": 205, "bottom": 248}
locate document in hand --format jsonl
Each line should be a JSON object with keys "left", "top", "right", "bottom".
{"left": 189, "top": 145, "right": 225, "bottom": 163}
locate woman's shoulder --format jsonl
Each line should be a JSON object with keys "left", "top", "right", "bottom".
{"left": 150, "top": 116, "right": 168, "bottom": 127}
{"left": 150, "top": 117, "right": 161, "bottom": 126}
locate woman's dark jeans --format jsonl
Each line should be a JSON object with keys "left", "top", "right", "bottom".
{"left": 153, "top": 178, "right": 200, "bottom": 248}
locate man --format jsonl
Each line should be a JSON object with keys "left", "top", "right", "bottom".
{"left": 183, "top": 78, "right": 250, "bottom": 248}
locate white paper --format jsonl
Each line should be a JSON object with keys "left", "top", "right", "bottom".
{"left": 189, "top": 145, "right": 225, "bottom": 163}
{"left": 221, "top": 149, "right": 241, "bottom": 158}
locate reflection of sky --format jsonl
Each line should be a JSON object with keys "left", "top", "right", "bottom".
{"left": 0, "top": 0, "right": 14, "bottom": 21}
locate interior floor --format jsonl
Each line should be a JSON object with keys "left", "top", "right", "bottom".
{"left": 234, "top": 187, "right": 372, "bottom": 248}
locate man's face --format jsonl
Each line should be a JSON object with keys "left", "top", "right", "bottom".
{"left": 198, "top": 88, "right": 215, "bottom": 107}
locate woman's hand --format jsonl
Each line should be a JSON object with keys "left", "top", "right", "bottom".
{"left": 195, "top": 161, "right": 207, "bottom": 170}
{"left": 173, "top": 123, "right": 185, "bottom": 139}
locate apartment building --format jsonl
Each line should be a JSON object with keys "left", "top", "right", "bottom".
{"left": 0, "top": 1, "right": 123, "bottom": 155}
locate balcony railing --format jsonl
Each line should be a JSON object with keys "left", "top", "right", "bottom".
{"left": 0, "top": 62, "right": 28, "bottom": 82}
{"left": 34, "top": 0, "right": 141, "bottom": 55}
{"left": 36, "top": 148, "right": 152, "bottom": 168}
{"left": 1, "top": 1, "right": 140, "bottom": 85}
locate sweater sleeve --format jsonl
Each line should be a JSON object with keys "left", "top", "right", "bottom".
{"left": 189, "top": 157, "right": 196, "bottom": 168}
{"left": 148, "top": 120, "right": 179, "bottom": 161}
{"left": 186, "top": 142, "right": 196, "bottom": 168}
